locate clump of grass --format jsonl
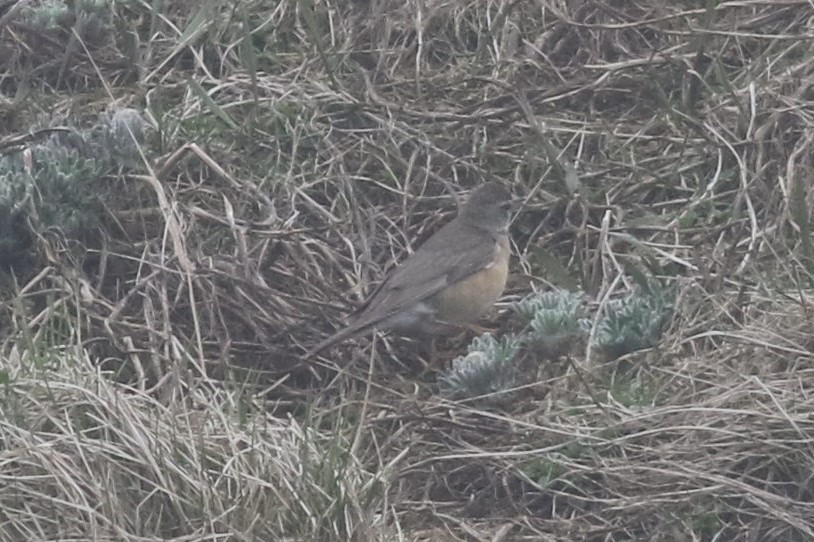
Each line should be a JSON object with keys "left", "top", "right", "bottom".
{"left": 0, "top": 341, "right": 395, "bottom": 541}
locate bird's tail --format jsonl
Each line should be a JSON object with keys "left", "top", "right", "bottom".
{"left": 302, "top": 321, "right": 371, "bottom": 360}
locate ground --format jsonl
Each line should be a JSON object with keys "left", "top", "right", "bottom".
{"left": 1, "top": 0, "right": 814, "bottom": 540}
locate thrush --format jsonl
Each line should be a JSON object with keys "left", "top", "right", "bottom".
{"left": 306, "top": 182, "right": 514, "bottom": 358}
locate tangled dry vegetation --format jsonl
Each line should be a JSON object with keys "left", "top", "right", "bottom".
{"left": 2, "top": 0, "right": 814, "bottom": 540}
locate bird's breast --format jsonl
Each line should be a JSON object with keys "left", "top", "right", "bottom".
{"left": 433, "top": 236, "right": 510, "bottom": 325}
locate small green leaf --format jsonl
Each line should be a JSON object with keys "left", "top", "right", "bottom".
{"left": 187, "top": 79, "right": 239, "bottom": 130}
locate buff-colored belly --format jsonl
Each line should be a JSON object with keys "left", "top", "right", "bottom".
{"left": 433, "top": 238, "right": 509, "bottom": 325}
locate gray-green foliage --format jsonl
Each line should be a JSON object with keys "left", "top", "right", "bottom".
{"left": 516, "top": 285, "right": 672, "bottom": 361}
{"left": 0, "top": 108, "right": 146, "bottom": 266}
{"left": 440, "top": 333, "right": 521, "bottom": 399}
{"left": 91, "top": 108, "right": 147, "bottom": 166}
{"left": 29, "top": 0, "right": 111, "bottom": 39}
{"left": 517, "top": 289, "right": 589, "bottom": 359}
{"left": 593, "top": 285, "right": 673, "bottom": 360}
{"left": 439, "top": 285, "right": 674, "bottom": 399}
{"left": 29, "top": 1, "right": 72, "bottom": 29}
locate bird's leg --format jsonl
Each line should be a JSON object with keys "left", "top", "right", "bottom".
{"left": 465, "top": 322, "right": 498, "bottom": 336}
{"left": 415, "top": 335, "right": 439, "bottom": 374}
{"left": 442, "top": 322, "right": 493, "bottom": 346}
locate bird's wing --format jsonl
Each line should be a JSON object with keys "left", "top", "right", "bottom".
{"left": 351, "top": 223, "right": 497, "bottom": 329}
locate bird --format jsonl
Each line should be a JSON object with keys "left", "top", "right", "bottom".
{"left": 304, "top": 182, "right": 515, "bottom": 360}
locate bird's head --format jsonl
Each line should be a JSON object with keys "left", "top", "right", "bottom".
{"left": 460, "top": 182, "right": 515, "bottom": 233}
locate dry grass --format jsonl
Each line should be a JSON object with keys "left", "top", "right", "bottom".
{"left": 2, "top": 0, "right": 814, "bottom": 539}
